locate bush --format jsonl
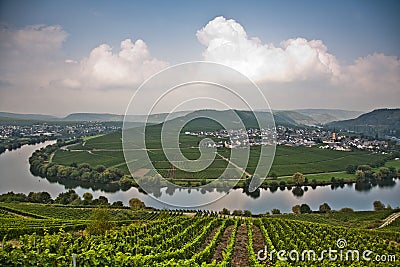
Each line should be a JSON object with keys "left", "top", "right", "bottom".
{"left": 339, "top": 207, "right": 354, "bottom": 213}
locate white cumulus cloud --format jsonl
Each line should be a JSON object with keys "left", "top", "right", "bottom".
{"left": 342, "top": 53, "right": 400, "bottom": 92}
{"left": 196, "top": 16, "right": 340, "bottom": 82}
{"left": 80, "top": 39, "right": 169, "bottom": 88}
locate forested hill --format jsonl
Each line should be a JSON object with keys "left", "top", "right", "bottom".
{"left": 327, "top": 108, "right": 400, "bottom": 138}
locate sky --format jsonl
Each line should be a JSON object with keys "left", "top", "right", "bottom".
{"left": 0, "top": 0, "right": 399, "bottom": 116}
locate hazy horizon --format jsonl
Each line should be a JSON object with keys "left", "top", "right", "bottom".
{"left": 0, "top": 107, "right": 375, "bottom": 118}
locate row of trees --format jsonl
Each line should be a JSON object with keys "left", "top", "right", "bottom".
{"left": 29, "top": 143, "right": 130, "bottom": 187}
{"left": 0, "top": 135, "right": 52, "bottom": 155}
{"left": 269, "top": 200, "right": 393, "bottom": 215}
{"left": 0, "top": 190, "right": 146, "bottom": 210}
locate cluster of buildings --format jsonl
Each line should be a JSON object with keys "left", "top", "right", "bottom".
{"left": 0, "top": 122, "right": 120, "bottom": 145}
{"left": 186, "top": 126, "right": 389, "bottom": 152}
{"left": 186, "top": 128, "right": 277, "bottom": 149}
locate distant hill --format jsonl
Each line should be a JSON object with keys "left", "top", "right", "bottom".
{"left": 64, "top": 111, "right": 191, "bottom": 123}
{"left": 156, "top": 109, "right": 292, "bottom": 132}
{"left": 293, "top": 109, "right": 362, "bottom": 124}
{"left": 1, "top": 108, "right": 392, "bottom": 133}
{"left": 274, "top": 110, "right": 317, "bottom": 126}
{"left": 0, "top": 112, "right": 58, "bottom": 121}
{"left": 327, "top": 108, "right": 400, "bottom": 138}
{"left": 62, "top": 113, "right": 123, "bottom": 121}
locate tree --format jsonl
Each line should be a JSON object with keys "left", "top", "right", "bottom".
{"left": 292, "top": 186, "right": 304, "bottom": 197}
{"left": 83, "top": 192, "right": 93, "bottom": 201}
{"left": 339, "top": 207, "right": 354, "bottom": 213}
{"left": 355, "top": 170, "right": 366, "bottom": 182}
{"left": 94, "top": 165, "right": 106, "bottom": 173}
{"left": 271, "top": 208, "right": 281, "bottom": 215}
{"left": 269, "top": 181, "right": 279, "bottom": 192}
{"left": 346, "top": 165, "right": 357, "bottom": 174}
{"left": 30, "top": 192, "right": 52, "bottom": 203}
{"left": 111, "top": 201, "right": 124, "bottom": 207}
{"left": 373, "top": 200, "right": 385, "bottom": 211}
{"left": 293, "top": 172, "right": 305, "bottom": 185}
{"left": 82, "top": 192, "right": 93, "bottom": 205}
{"left": 319, "top": 203, "right": 331, "bottom": 213}
{"left": 86, "top": 208, "right": 114, "bottom": 235}
{"left": 55, "top": 190, "right": 80, "bottom": 205}
{"left": 220, "top": 208, "right": 230, "bottom": 215}
{"left": 300, "top": 204, "right": 312, "bottom": 214}
{"left": 129, "top": 198, "right": 146, "bottom": 210}
{"left": 78, "top": 163, "right": 92, "bottom": 172}
{"left": 93, "top": 196, "right": 109, "bottom": 206}
{"left": 269, "top": 172, "right": 278, "bottom": 179}
{"left": 232, "top": 210, "right": 243, "bottom": 216}
{"left": 292, "top": 205, "right": 301, "bottom": 214}
{"left": 243, "top": 210, "right": 252, "bottom": 217}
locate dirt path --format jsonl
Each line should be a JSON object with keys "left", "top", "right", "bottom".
{"left": 231, "top": 223, "right": 249, "bottom": 266}
{"left": 252, "top": 225, "right": 265, "bottom": 257}
{"left": 216, "top": 153, "right": 251, "bottom": 178}
{"left": 1, "top": 209, "right": 30, "bottom": 219}
{"left": 196, "top": 225, "right": 221, "bottom": 254}
{"left": 378, "top": 212, "right": 400, "bottom": 229}
{"left": 211, "top": 225, "right": 234, "bottom": 263}
{"left": 277, "top": 171, "right": 346, "bottom": 178}
{"left": 131, "top": 168, "right": 150, "bottom": 177}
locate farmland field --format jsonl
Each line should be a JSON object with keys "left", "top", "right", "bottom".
{"left": 1, "top": 202, "right": 399, "bottom": 266}
{"left": 52, "top": 130, "right": 387, "bottom": 181}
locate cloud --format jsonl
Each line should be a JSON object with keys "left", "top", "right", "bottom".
{"left": 0, "top": 25, "right": 70, "bottom": 92}
{"left": 196, "top": 16, "right": 340, "bottom": 82}
{"left": 0, "top": 24, "right": 169, "bottom": 92}
{"left": 65, "top": 59, "right": 78, "bottom": 64}
{"left": 195, "top": 16, "right": 400, "bottom": 110}
{"left": 0, "top": 24, "right": 170, "bottom": 114}
{"left": 80, "top": 39, "right": 169, "bottom": 88}
{"left": 342, "top": 53, "right": 400, "bottom": 92}
{"left": 0, "top": 25, "right": 68, "bottom": 59}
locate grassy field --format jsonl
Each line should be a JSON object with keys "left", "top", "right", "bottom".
{"left": 52, "top": 129, "right": 388, "bottom": 181}
{"left": 386, "top": 159, "right": 400, "bottom": 169}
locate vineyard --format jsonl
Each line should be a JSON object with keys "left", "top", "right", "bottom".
{"left": 1, "top": 205, "right": 399, "bottom": 266}
{"left": 53, "top": 129, "right": 387, "bottom": 179}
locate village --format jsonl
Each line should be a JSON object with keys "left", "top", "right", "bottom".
{"left": 186, "top": 126, "right": 390, "bottom": 153}
{"left": 0, "top": 121, "right": 120, "bottom": 153}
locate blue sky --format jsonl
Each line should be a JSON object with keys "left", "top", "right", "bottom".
{"left": 1, "top": 0, "right": 399, "bottom": 62}
{"left": 0, "top": 0, "right": 399, "bottom": 114}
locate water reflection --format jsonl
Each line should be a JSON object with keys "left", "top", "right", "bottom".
{"left": 0, "top": 142, "right": 399, "bottom": 214}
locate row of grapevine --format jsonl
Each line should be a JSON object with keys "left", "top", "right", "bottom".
{"left": 1, "top": 215, "right": 399, "bottom": 266}
{"left": 259, "top": 217, "right": 400, "bottom": 266}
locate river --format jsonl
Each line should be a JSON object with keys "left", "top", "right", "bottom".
{"left": 0, "top": 141, "right": 399, "bottom": 214}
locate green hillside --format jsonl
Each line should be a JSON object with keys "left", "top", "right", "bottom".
{"left": 328, "top": 108, "right": 400, "bottom": 137}
{"left": 53, "top": 129, "right": 387, "bottom": 179}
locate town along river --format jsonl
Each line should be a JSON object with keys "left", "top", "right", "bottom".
{"left": 0, "top": 141, "right": 398, "bottom": 213}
